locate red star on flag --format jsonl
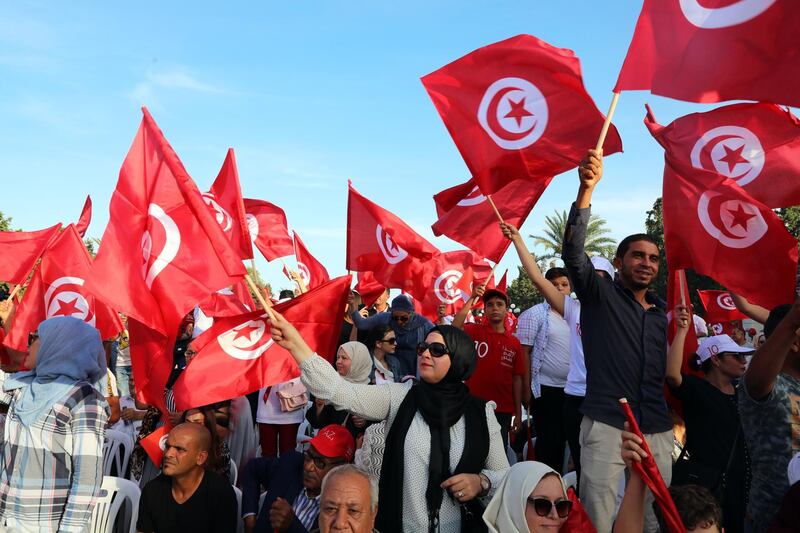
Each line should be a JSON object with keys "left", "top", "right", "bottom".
{"left": 53, "top": 297, "right": 82, "bottom": 317}
{"left": 727, "top": 203, "right": 757, "bottom": 230}
{"left": 233, "top": 322, "right": 261, "bottom": 342}
{"left": 504, "top": 97, "right": 533, "bottom": 127}
{"left": 718, "top": 144, "right": 749, "bottom": 174}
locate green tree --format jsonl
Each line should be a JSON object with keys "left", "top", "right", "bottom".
{"left": 507, "top": 265, "right": 542, "bottom": 312}
{"left": 644, "top": 197, "right": 721, "bottom": 310}
{"left": 777, "top": 206, "right": 800, "bottom": 238}
{"left": 84, "top": 238, "right": 101, "bottom": 258}
{"left": 0, "top": 211, "right": 11, "bottom": 232}
{"left": 530, "top": 209, "right": 617, "bottom": 262}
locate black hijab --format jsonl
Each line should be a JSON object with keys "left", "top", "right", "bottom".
{"left": 377, "top": 326, "right": 489, "bottom": 533}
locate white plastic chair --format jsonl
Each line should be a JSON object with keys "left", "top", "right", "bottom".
{"left": 562, "top": 470, "right": 578, "bottom": 491}
{"left": 233, "top": 486, "right": 244, "bottom": 533}
{"left": 89, "top": 476, "right": 140, "bottom": 533}
{"left": 229, "top": 458, "right": 238, "bottom": 486}
{"left": 522, "top": 437, "right": 537, "bottom": 461}
{"left": 103, "top": 428, "right": 134, "bottom": 478}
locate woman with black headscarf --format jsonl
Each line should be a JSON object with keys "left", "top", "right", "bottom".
{"left": 269, "top": 310, "right": 509, "bottom": 533}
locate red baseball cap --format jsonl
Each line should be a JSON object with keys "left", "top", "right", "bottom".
{"left": 308, "top": 424, "right": 355, "bottom": 462}
{"left": 482, "top": 288, "right": 509, "bottom": 306}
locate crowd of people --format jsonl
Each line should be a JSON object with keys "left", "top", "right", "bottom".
{"left": 0, "top": 149, "right": 797, "bottom": 533}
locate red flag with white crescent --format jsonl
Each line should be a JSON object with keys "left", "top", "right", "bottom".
{"left": 243, "top": 198, "right": 294, "bottom": 261}
{"left": 75, "top": 195, "right": 92, "bottom": 238}
{"left": 422, "top": 34, "right": 622, "bottom": 195}
{"left": 663, "top": 155, "right": 797, "bottom": 310}
{"left": 205, "top": 149, "right": 254, "bottom": 260}
{"left": 293, "top": 231, "right": 330, "bottom": 290}
{"left": 615, "top": 0, "right": 800, "bottom": 107}
{"left": 172, "top": 275, "right": 352, "bottom": 411}
{"left": 0, "top": 223, "right": 61, "bottom": 285}
{"left": 696, "top": 290, "right": 748, "bottom": 324}
{"left": 5, "top": 225, "right": 122, "bottom": 352}
{"left": 646, "top": 103, "right": 800, "bottom": 208}
{"left": 355, "top": 271, "right": 385, "bottom": 308}
{"left": 346, "top": 182, "right": 439, "bottom": 295}
{"left": 141, "top": 423, "right": 171, "bottom": 467}
{"left": 432, "top": 178, "right": 550, "bottom": 263}
{"left": 86, "top": 107, "right": 246, "bottom": 411}
{"left": 416, "top": 251, "right": 491, "bottom": 322}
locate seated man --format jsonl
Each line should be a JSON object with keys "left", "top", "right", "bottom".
{"left": 316, "top": 465, "right": 378, "bottom": 533}
{"left": 137, "top": 422, "right": 237, "bottom": 533}
{"left": 241, "top": 424, "right": 355, "bottom": 533}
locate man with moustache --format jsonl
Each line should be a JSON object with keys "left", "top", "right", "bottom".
{"left": 562, "top": 149, "right": 673, "bottom": 532}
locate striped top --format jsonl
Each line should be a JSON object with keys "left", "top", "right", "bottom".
{"left": 293, "top": 489, "right": 321, "bottom": 531}
{"left": 0, "top": 381, "right": 107, "bottom": 532}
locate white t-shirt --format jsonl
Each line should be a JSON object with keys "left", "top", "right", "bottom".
{"left": 693, "top": 314, "right": 708, "bottom": 337}
{"left": 256, "top": 378, "right": 306, "bottom": 425}
{"left": 563, "top": 297, "right": 587, "bottom": 397}
{"left": 539, "top": 309, "right": 571, "bottom": 388}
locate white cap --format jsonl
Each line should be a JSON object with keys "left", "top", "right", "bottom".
{"left": 590, "top": 256, "right": 615, "bottom": 279}
{"left": 788, "top": 452, "right": 800, "bottom": 486}
{"left": 696, "top": 334, "right": 754, "bottom": 363}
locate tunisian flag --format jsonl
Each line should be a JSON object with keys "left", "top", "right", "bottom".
{"left": 205, "top": 149, "right": 254, "bottom": 260}
{"left": 662, "top": 155, "right": 797, "bottom": 310}
{"left": 243, "top": 198, "right": 294, "bottom": 261}
{"left": 422, "top": 34, "right": 622, "bottom": 195}
{"left": 86, "top": 108, "right": 246, "bottom": 409}
{"left": 697, "top": 290, "right": 748, "bottom": 324}
{"left": 0, "top": 223, "right": 61, "bottom": 285}
{"left": 172, "top": 275, "right": 351, "bottom": 410}
{"left": 347, "top": 182, "right": 439, "bottom": 293}
{"left": 292, "top": 231, "right": 329, "bottom": 290}
{"left": 355, "top": 271, "right": 385, "bottom": 308}
{"left": 615, "top": 0, "right": 800, "bottom": 107}
{"left": 646, "top": 103, "right": 800, "bottom": 208}
{"left": 432, "top": 177, "right": 551, "bottom": 263}
{"left": 416, "top": 250, "right": 491, "bottom": 321}
{"left": 75, "top": 196, "right": 92, "bottom": 238}
{"left": 5, "top": 225, "right": 123, "bottom": 351}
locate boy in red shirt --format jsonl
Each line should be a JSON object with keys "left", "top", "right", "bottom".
{"left": 453, "top": 286, "right": 525, "bottom": 448}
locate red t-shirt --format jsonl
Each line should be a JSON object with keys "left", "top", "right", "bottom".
{"left": 463, "top": 323, "right": 526, "bottom": 414}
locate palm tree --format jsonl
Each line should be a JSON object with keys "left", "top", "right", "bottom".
{"left": 529, "top": 209, "right": 617, "bottom": 261}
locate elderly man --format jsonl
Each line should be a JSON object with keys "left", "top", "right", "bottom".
{"left": 241, "top": 424, "right": 355, "bottom": 533}
{"left": 137, "top": 423, "right": 237, "bottom": 533}
{"left": 316, "top": 465, "right": 378, "bottom": 533}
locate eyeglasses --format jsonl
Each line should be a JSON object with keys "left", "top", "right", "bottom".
{"left": 303, "top": 450, "right": 343, "bottom": 470}
{"left": 417, "top": 341, "right": 449, "bottom": 358}
{"left": 381, "top": 338, "right": 397, "bottom": 345}
{"left": 723, "top": 352, "right": 748, "bottom": 361}
{"left": 27, "top": 331, "right": 39, "bottom": 347}
{"left": 527, "top": 497, "right": 572, "bottom": 518}
{"left": 392, "top": 314, "right": 410, "bottom": 323}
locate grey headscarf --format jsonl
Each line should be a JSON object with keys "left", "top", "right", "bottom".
{"left": 4, "top": 316, "right": 106, "bottom": 425}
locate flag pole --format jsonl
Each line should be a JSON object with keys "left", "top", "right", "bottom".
{"left": 4, "top": 284, "right": 22, "bottom": 303}
{"left": 486, "top": 195, "right": 505, "bottom": 224}
{"left": 678, "top": 269, "right": 686, "bottom": 307}
{"left": 470, "top": 261, "right": 502, "bottom": 305}
{"left": 595, "top": 92, "right": 620, "bottom": 152}
{"left": 249, "top": 259, "right": 258, "bottom": 284}
{"left": 245, "top": 274, "right": 276, "bottom": 321}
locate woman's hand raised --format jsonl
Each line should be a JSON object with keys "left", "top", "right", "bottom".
{"left": 269, "top": 309, "right": 314, "bottom": 364}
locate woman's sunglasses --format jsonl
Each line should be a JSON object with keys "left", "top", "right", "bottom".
{"left": 528, "top": 497, "right": 572, "bottom": 518}
{"left": 392, "top": 314, "right": 410, "bottom": 323}
{"left": 27, "top": 331, "right": 39, "bottom": 347}
{"left": 416, "top": 341, "right": 449, "bottom": 358}
{"left": 381, "top": 338, "right": 397, "bottom": 345}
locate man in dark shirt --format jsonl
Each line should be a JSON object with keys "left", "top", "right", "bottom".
{"left": 137, "top": 422, "right": 237, "bottom": 533}
{"left": 562, "top": 149, "right": 673, "bottom": 532}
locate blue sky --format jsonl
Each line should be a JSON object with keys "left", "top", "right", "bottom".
{"left": 0, "top": 1, "right": 720, "bottom": 292}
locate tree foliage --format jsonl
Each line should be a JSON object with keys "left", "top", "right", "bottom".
{"left": 507, "top": 265, "right": 543, "bottom": 312}
{"left": 0, "top": 211, "right": 11, "bottom": 232}
{"left": 530, "top": 209, "right": 617, "bottom": 261}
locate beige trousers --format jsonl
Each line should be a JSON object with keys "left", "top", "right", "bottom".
{"left": 578, "top": 416, "right": 673, "bottom": 533}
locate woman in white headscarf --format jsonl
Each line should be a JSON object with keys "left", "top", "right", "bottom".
{"left": 307, "top": 341, "right": 373, "bottom": 438}
{"left": 483, "top": 461, "right": 572, "bottom": 533}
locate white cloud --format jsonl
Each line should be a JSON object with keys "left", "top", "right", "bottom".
{"left": 127, "top": 68, "right": 232, "bottom": 106}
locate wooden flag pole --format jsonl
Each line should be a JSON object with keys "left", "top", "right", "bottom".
{"left": 249, "top": 259, "right": 258, "bottom": 283}
{"left": 245, "top": 274, "right": 276, "bottom": 321}
{"left": 470, "top": 261, "right": 502, "bottom": 306}
{"left": 4, "top": 284, "right": 22, "bottom": 303}
{"left": 678, "top": 269, "right": 687, "bottom": 307}
{"left": 486, "top": 195, "right": 505, "bottom": 224}
{"left": 595, "top": 92, "right": 621, "bottom": 152}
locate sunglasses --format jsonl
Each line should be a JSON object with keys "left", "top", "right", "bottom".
{"left": 303, "top": 450, "right": 344, "bottom": 470}
{"left": 27, "top": 331, "right": 39, "bottom": 347}
{"left": 722, "top": 352, "right": 748, "bottom": 361}
{"left": 392, "top": 314, "right": 410, "bottom": 323}
{"left": 381, "top": 338, "right": 397, "bottom": 345}
{"left": 528, "top": 497, "right": 572, "bottom": 518}
{"left": 417, "top": 341, "right": 449, "bottom": 358}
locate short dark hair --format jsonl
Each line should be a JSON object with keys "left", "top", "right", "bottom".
{"left": 616, "top": 234, "right": 659, "bottom": 259}
{"left": 654, "top": 485, "right": 722, "bottom": 532}
{"left": 688, "top": 354, "right": 714, "bottom": 374}
{"left": 545, "top": 267, "right": 570, "bottom": 282}
{"left": 367, "top": 324, "right": 393, "bottom": 353}
{"left": 765, "top": 304, "right": 792, "bottom": 338}
{"left": 278, "top": 289, "right": 294, "bottom": 300}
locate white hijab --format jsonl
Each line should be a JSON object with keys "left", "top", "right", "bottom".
{"left": 483, "top": 461, "right": 567, "bottom": 533}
